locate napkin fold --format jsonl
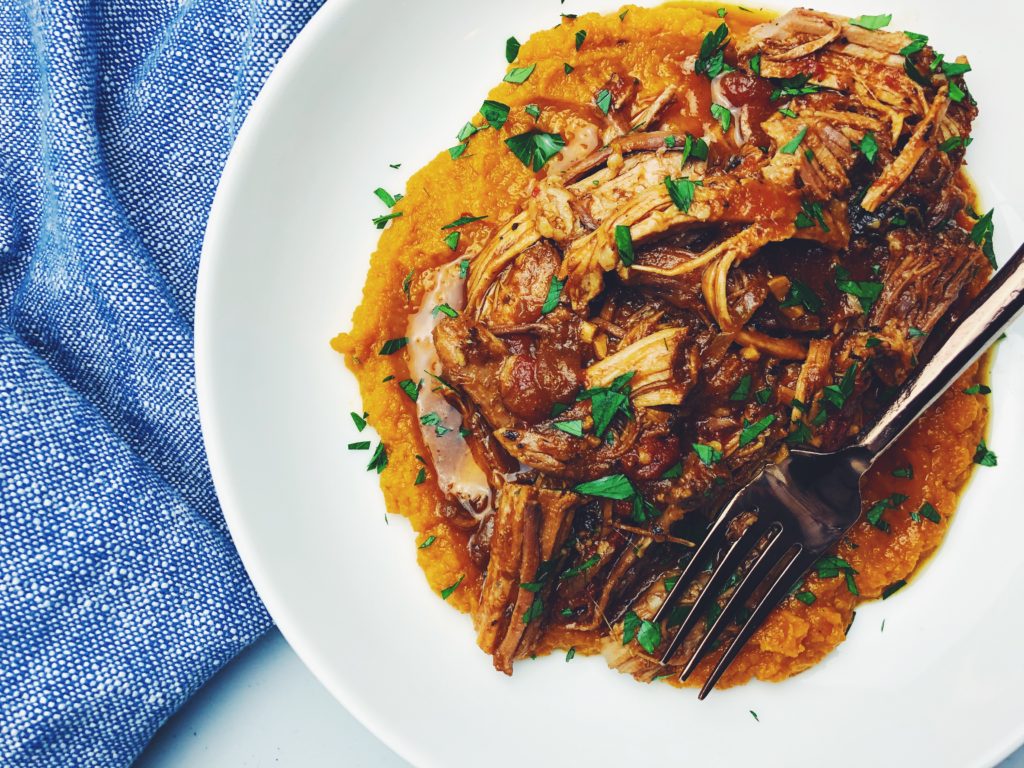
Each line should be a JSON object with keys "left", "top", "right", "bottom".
{"left": 0, "top": 0, "right": 322, "bottom": 763}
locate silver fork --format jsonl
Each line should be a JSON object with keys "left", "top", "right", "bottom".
{"left": 655, "top": 241, "right": 1024, "bottom": 698}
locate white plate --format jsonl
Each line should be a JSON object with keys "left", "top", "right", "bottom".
{"left": 196, "top": 1, "right": 1024, "bottom": 766}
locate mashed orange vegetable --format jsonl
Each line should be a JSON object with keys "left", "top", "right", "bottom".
{"left": 332, "top": 2, "right": 989, "bottom": 687}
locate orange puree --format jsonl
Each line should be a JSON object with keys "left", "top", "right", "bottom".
{"left": 332, "top": 2, "right": 990, "bottom": 687}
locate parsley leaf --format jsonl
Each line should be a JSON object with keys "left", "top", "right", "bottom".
{"left": 595, "top": 88, "right": 613, "bottom": 115}
{"left": 351, "top": 411, "right": 368, "bottom": 431}
{"left": 505, "top": 130, "right": 567, "bottom": 171}
{"left": 780, "top": 277, "right": 823, "bottom": 313}
{"left": 366, "top": 442, "right": 388, "bottom": 474}
{"left": 769, "top": 73, "right": 820, "bottom": 101}
{"left": 480, "top": 100, "right": 510, "bottom": 130}
{"left": 973, "top": 439, "right": 998, "bottom": 467}
{"left": 441, "top": 575, "right": 464, "bottom": 600}
{"left": 794, "top": 200, "right": 829, "bottom": 232}
{"left": 963, "top": 383, "right": 991, "bottom": 395}
{"left": 348, "top": 441, "right": 370, "bottom": 450}
{"left": 795, "top": 591, "right": 816, "bottom": 605}
{"left": 575, "top": 29, "right": 587, "bottom": 50}
{"left": 665, "top": 176, "right": 702, "bottom": 213}
{"left": 822, "top": 363, "right": 858, "bottom": 411}
{"left": 420, "top": 412, "right": 451, "bottom": 437}
{"left": 441, "top": 214, "right": 487, "bottom": 229}
{"left": 419, "top": 535, "right": 436, "bottom": 548}
{"left": 563, "top": 63, "right": 575, "bottom": 75}
{"left": 522, "top": 596, "right": 544, "bottom": 624}
{"left": 448, "top": 143, "right": 468, "bottom": 160}
{"left": 780, "top": 126, "right": 808, "bottom": 155}
{"left": 860, "top": 131, "right": 879, "bottom": 163}
{"left": 892, "top": 465, "right": 914, "bottom": 479}
{"left": 565, "top": 647, "right": 576, "bottom": 661}
{"left": 372, "top": 211, "right": 403, "bottom": 229}
{"left": 730, "top": 374, "right": 752, "bottom": 401}
{"left": 695, "top": 23, "right": 733, "bottom": 79}
{"left": 849, "top": 13, "right": 892, "bottom": 30}
{"left": 622, "top": 610, "right": 641, "bottom": 644}
{"left": 692, "top": 442, "right": 723, "bottom": 466}
{"left": 615, "top": 224, "right": 635, "bottom": 266}
{"left": 553, "top": 419, "right": 584, "bottom": 437}
{"left": 916, "top": 501, "right": 941, "bottom": 523}
{"left": 577, "top": 372, "right": 634, "bottom": 437}
{"left": 398, "top": 378, "right": 422, "bottom": 402}
{"left": 881, "top": 580, "right": 906, "bottom": 599}
{"left": 865, "top": 492, "right": 907, "bottom": 533}
{"left": 739, "top": 415, "right": 776, "bottom": 447}
{"left": 835, "top": 265, "right": 883, "bottom": 313}
{"left": 444, "top": 231, "right": 460, "bottom": 251}
{"left": 970, "top": 208, "right": 996, "bottom": 269}
{"left": 378, "top": 337, "right": 408, "bottom": 355}
{"left": 503, "top": 63, "right": 536, "bottom": 84}
{"left": 637, "top": 620, "right": 661, "bottom": 653}
{"left": 710, "top": 102, "right": 732, "bottom": 132}
{"left": 680, "top": 133, "right": 710, "bottom": 165}
{"left": 561, "top": 555, "right": 601, "bottom": 580}
{"left": 505, "top": 36, "right": 521, "bottom": 63}
{"left": 414, "top": 467, "right": 427, "bottom": 485}
{"left": 373, "top": 187, "right": 401, "bottom": 207}
{"left": 815, "top": 555, "right": 859, "bottom": 595}
{"left": 574, "top": 473, "right": 635, "bottom": 500}
{"left": 541, "top": 275, "right": 565, "bottom": 314}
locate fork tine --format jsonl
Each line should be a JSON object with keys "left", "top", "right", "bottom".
{"left": 658, "top": 518, "right": 768, "bottom": 664}
{"left": 696, "top": 548, "right": 815, "bottom": 699}
{"left": 678, "top": 524, "right": 790, "bottom": 681}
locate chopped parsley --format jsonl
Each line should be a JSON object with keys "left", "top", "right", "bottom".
{"left": 523, "top": 596, "right": 545, "bottom": 624}
{"left": 505, "top": 130, "right": 566, "bottom": 171}
{"left": 575, "top": 29, "right": 587, "bottom": 50}
{"left": 432, "top": 303, "right": 458, "bottom": 318}
{"left": 692, "top": 442, "right": 723, "bottom": 466}
{"left": 351, "top": 411, "right": 368, "bottom": 431}
{"left": 448, "top": 143, "right": 468, "bottom": 160}
{"left": 738, "top": 415, "right": 776, "bottom": 448}
{"left": 456, "top": 122, "right": 478, "bottom": 143}
{"left": 815, "top": 555, "right": 859, "bottom": 595}
{"left": 441, "top": 575, "right": 464, "bottom": 600}
{"left": 822, "top": 363, "right": 858, "bottom": 411}
{"left": 563, "top": 63, "right": 575, "bottom": 75}
{"left": 710, "top": 102, "right": 732, "bottom": 132}
{"left": 916, "top": 501, "right": 941, "bottom": 524}
{"left": 970, "top": 208, "right": 996, "bottom": 269}
{"left": 577, "top": 371, "right": 634, "bottom": 437}
{"left": 695, "top": 23, "right": 733, "bottom": 80}
{"left": 780, "top": 126, "right": 808, "bottom": 155}
{"left": 665, "top": 176, "right": 702, "bottom": 213}
{"left": 373, "top": 187, "right": 402, "bottom": 207}
{"left": 637, "top": 619, "right": 661, "bottom": 654}
{"left": 541, "top": 275, "right": 565, "bottom": 314}
{"left": 565, "top": 647, "right": 576, "bottom": 661}
{"left": 780, "top": 277, "right": 823, "bottom": 313}
{"left": 750, "top": 710, "right": 760, "bottom": 722}
{"left": 717, "top": 7, "right": 727, "bottom": 17}
{"left": 860, "top": 131, "right": 879, "bottom": 163}
{"left": 414, "top": 467, "right": 426, "bottom": 485}
{"left": 503, "top": 63, "right": 536, "bottom": 84}
{"left": 553, "top": 419, "right": 584, "bottom": 437}
{"left": 389, "top": 162, "right": 401, "bottom": 169}
{"left": 372, "top": 211, "right": 403, "bottom": 229}
{"left": 941, "top": 60, "right": 971, "bottom": 77}
{"left": 794, "top": 199, "right": 829, "bottom": 232}
{"left": 973, "top": 439, "right": 998, "bottom": 467}
{"left": 398, "top": 378, "right": 422, "bottom": 402}
{"left": 849, "top": 13, "right": 892, "bottom": 30}
{"left": 938, "top": 135, "right": 972, "bottom": 153}
{"left": 402, "top": 268, "right": 415, "bottom": 297}
{"left": 900, "top": 31, "right": 928, "bottom": 57}
{"left": 786, "top": 422, "right": 814, "bottom": 446}
{"left": 794, "top": 591, "right": 816, "bottom": 605}
{"left": 749, "top": 52, "right": 761, "bottom": 76}
{"left": 661, "top": 462, "right": 683, "bottom": 480}
{"left": 680, "top": 133, "right": 710, "bottom": 165}
{"left": 444, "top": 231, "right": 460, "bottom": 251}
{"left": 881, "top": 580, "right": 906, "bottom": 599}
{"left": 561, "top": 555, "right": 601, "bottom": 579}
{"left": 755, "top": 387, "right": 773, "bottom": 405}
{"left": 730, "top": 374, "right": 752, "bottom": 401}
{"left": 614, "top": 224, "right": 635, "bottom": 266}
{"left": 963, "top": 383, "right": 991, "bottom": 395}
{"left": 505, "top": 36, "right": 521, "bottom": 63}
{"left": 866, "top": 492, "right": 908, "bottom": 533}
{"left": 595, "top": 88, "right": 613, "bottom": 115}
{"left": 442, "top": 214, "right": 487, "bottom": 229}
{"left": 366, "top": 442, "right": 388, "bottom": 473}
{"left": 525, "top": 103, "right": 541, "bottom": 120}
{"left": 480, "top": 100, "right": 510, "bottom": 130}
{"left": 908, "top": 327, "right": 925, "bottom": 338}
{"left": 419, "top": 535, "right": 436, "bottom": 548}
{"left": 779, "top": 107, "right": 797, "bottom": 118}
{"left": 769, "top": 73, "right": 820, "bottom": 101}
{"left": 622, "top": 610, "right": 641, "bottom": 644}
{"left": 420, "top": 412, "right": 451, "bottom": 437}
{"left": 574, "top": 473, "right": 635, "bottom": 500}
{"left": 892, "top": 465, "right": 914, "bottom": 479}
{"left": 378, "top": 337, "right": 408, "bottom": 355}
{"left": 835, "top": 265, "right": 883, "bottom": 314}
{"left": 348, "top": 441, "right": 370, "bottom": 450}
{"left": 903, "top": 55, "right": 931, "bottom": 86}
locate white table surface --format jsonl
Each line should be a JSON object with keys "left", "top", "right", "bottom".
{"left": 136, "top": 629, "right": 1024, "bottom": 767}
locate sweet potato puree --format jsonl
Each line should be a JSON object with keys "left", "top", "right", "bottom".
{"left": 332, "top": 2, "right": 990, "bottom": 688}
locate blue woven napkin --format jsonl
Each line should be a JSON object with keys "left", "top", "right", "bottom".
{"left": 0, "top": 1, "right": 322, "bottom": 764}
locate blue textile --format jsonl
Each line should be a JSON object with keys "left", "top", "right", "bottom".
{"left": 0, "top": 0, "right": 322, "bottom": 764}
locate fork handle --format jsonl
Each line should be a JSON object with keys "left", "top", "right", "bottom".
{"left": 858, "top": 240, "right": 1024, "bottom": 459}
